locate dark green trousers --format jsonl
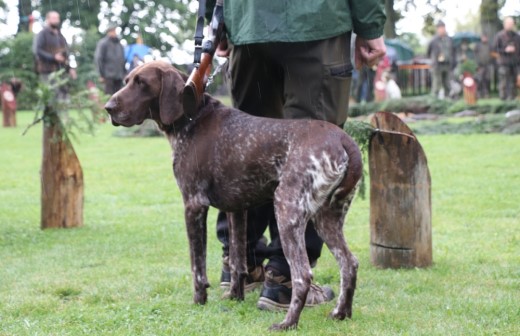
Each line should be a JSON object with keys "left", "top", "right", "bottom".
{"left": 228, "top": 32, "right": 352, "bottom": 125}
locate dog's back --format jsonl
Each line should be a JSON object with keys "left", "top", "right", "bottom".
{"left": 173, "top": 98, "right": 361, "bottom": 213}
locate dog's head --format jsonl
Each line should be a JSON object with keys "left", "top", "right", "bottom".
{"left": 104, "top": 61, "right": 185, "bottom": 128}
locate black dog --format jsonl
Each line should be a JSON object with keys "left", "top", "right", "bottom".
{"left": 105, "top": 61, "right": 362, "bottom": 330}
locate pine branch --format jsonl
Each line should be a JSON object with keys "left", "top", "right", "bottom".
{"left": 23, "top": 70, "right": 102, "bottom": 142}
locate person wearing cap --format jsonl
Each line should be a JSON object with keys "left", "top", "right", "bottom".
{"left": 427, "top": 20, "right": 455, "bottom": 98}
{"left": 94, "top": 24, "right": 126, "bottom": 95}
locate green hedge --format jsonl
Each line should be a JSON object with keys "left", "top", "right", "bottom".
{"left": 0, "top": 32, "right": 39, "bottom": 110}
{"left": 349, "top": 96, "right": 520, "bottom": 117}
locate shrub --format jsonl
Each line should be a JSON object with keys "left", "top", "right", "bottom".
{"left": 0, "top": 29, "right": 103, "bottom": 110}
{"left": 0, "top": 32, "right": 39, "bottom": 110}
{"left": 349, "top": 96, "right": 520, "bottom": 117}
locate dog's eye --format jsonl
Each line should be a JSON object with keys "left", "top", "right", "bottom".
{"left": 135, "top": 76, "right": 147, "bottom": 87}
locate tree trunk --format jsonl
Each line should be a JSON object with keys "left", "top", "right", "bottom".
{"left": 16, "top": 1, "right": 32, "bottom": 34}
{"left": 480, "top": 0, "right": 502, "bottom": 41}
{"left": 41, "top": 108, "right": 84, "bottom": 229}
{"left": 369, "top": 112, "right": 432, "bottom": 268}
{"left": 384, "top": 0, "right": 397, "bottom": 39}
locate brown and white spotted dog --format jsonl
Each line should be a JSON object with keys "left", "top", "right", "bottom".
{"left": 105, "top": 61, "right": 362, "bottom": 331}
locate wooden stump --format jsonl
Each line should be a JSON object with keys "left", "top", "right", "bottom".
{"left": 462, "top": 75, "right": 477, "bottom": 105}
{"left": 1, "top": 83, "right": 17, "bottom": 127}
{"left": 369, "top": 112, "right": 432, "bottom": 268}
{"left": 41, "top": 109, "right": 84, "bottom": 229}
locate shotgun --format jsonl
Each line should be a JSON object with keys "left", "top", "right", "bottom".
{"left": 183, "top": 0, "right": 225, "bottom": 116}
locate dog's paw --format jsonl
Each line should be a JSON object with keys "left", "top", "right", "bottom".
{"left": 193, "top": 292, "right": 207, "bottom": 305}
{"left": 328, "top": 309, "right": 351, "bottom": 320}
{"left": 229, "top": 292, "right": 245, "bottom": 301}
{"left": 228, "top": 285, "right": 245, "bottom": 301}
{"left": 220, "top": 289, "right": 244, "bottom": 301}
{"left": 269, "top": 322, "right": 297, "bottom": 331}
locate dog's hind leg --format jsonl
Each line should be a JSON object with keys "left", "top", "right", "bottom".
{"left": 269, "top": 201, "right": 312, "bottom": 330}
{"left": 227, "top": 211, "right": 248, "bottom": 300}
{"left": 185, "top": 203, "right": 210, "bottom": 305}
{"left": 313, "top": 194, "right": 358, "bottom": 320}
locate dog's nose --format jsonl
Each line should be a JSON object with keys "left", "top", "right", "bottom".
{"left": 104, "top": 99, "right": 116, "bottom": 114}
{"left": 104, "top": 99, "right": 121, "bottom": 126}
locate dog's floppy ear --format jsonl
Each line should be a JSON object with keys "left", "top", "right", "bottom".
{"left": 159, "top": 68, "right": 184, "bottom": 125}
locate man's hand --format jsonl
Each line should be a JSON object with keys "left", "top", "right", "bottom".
{"left": 54, "top": 53, "right": 66, "bottom": 63}
{"left": 216, "top": 37, "right": 230, "bottom": 58}
{"left": 99, "top": 77, "right": 105, "bottom": 83}
{"left": 355, "top": 36, "right": 386, "bottom": 69}
{"left": 505, "top": 45, "right": 516, "bottom": 53}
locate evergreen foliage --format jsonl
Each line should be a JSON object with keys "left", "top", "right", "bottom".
{"left": 23, "top": 70, "right": 106, "bottom": 142}
{"left": 344, "top": 120, "right": 377, "bottom": 199}
{"left": 0, "top": 32, "right": 38, "bottom": 110}
{"left": 348, "top": 96, "right": 520, "bottom": 117}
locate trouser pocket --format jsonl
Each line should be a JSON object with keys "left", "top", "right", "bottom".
{"left": 321, "top": 63, "right": 352, "bottom": 126}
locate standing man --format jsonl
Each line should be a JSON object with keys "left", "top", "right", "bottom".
{"left": 427, "top": 20, "right": 455, "bottom": 98}
{"left": 475, "top": 34, "right": 492, "bottom": 98}
{"left": 493, "top": 17, "right": 520, "bottom": 100}
{"left": 208, "top": 1, "right": 386, "bottom": 311}
{"left": 95, "top": 24, "right": 126, "bottom": 95}
{"left": 33, "top": 11, "right": 76, "bottom": 101}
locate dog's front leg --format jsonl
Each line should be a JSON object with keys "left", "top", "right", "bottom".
{"left": 185, "top": 203, "right": 210, "bottom": 304}
{"left": 227, "top": 211, "right": 248, "bottom": 300}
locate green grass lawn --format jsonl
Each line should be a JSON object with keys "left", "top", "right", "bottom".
{"left": 1, "top": 111, "right": 519, "bottom": 335}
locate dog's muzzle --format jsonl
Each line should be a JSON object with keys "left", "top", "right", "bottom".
{"left": 104, "top": 100, "right": 120, "bottom": 126}
{"left": 110, "top": 116, "right": 120, "bottom": 127}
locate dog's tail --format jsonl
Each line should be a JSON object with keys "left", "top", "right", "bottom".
{"left": 330, "top": 134, "right": 363, "bottom": 203}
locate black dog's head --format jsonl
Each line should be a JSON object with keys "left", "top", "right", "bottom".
{"left": 104, "top": 61, "right": 186, "bottom": 129}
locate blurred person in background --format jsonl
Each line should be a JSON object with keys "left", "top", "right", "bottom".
{"left": 427, "top": 20, "right": 455, "bottom": 99}
{"left": 95, "top": 24, "right": 126, "bottom": 95}
{"left": 475, "top": 34, "right": 492, "bottom": 98}
{"left": 33, "top": 11, "right": 76, "bottom": 101}
{"left": 493, "top": 17, "right": 520, "bottom": 100}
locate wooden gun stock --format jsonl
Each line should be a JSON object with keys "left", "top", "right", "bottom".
{"left": 183, "top": 53, "right": 213, "bottom": 116}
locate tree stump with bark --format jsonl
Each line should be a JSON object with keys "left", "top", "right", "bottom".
{"left": 40, "top": 107, "right": 84, "bottom": 229}
{"left": 1, "top": 83, "right": 17, "bottom": 127}
{"left": 462, "top": 75, "right": 477, "bottom": 105}
{"left": 369, "top": 112, "right": 432, "bottom": 268}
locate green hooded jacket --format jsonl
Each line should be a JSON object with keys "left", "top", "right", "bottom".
{"left": 206, "top": 0, "right": 386, "bottom": 45}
